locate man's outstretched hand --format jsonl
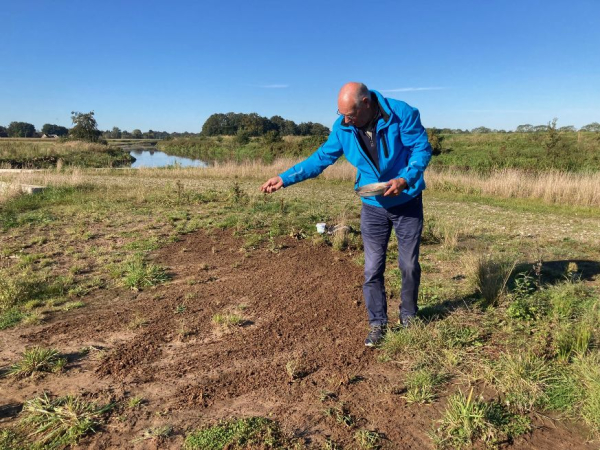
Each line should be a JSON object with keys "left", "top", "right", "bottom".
{"left": 260, "top": 176, "right": 284, "bottom": 194}
{"left": 383, "top": 178, "right": 408, "bottom": 197}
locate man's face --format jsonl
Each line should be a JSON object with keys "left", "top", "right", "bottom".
{"left": 338, "top": 97, "right": 372, "bottom": 128}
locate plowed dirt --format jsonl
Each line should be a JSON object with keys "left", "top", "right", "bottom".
{"left": 0, "top": 230, "right": 594, "bottom": 449}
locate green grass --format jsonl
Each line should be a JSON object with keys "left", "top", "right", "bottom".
{"left": 0, "top": 429, "right": 27, "bottom": 450}
{"left": 116, "top": 254, "right": 169, "bottom": 290}
{"left": 0, "top": 308, "right": 25, "bottom": 330}
{"left": 432, "top": 388, "right": 530, "bottom": 449}
{"left": 403, "top": 368, "right": 448, "bottom": 404}
{"left": 7, "top": 347, "right": 66, "bottom": 378}
{"left": 211, "top": 312, "right": 244, "bottom": 327}
{"left": 19, "top": 393, "right": 113, "bottom": 449}
{"left": 184, "top": 417, "right": 291, "bottom": 449}
{"left": 354, "top": 429, "right": 381, "bottom": 449}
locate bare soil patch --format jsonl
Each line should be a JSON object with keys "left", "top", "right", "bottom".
{"left": 0, "top": 230, "right": 595, "bottom": 448}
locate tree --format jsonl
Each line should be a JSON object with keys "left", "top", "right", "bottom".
{"left": 108, "top": 127, "right": 122, "bottom": 139}
{"left": 580, "top": 122, "right": 600, "bottom": 132}
{"left": 42, "top": 123, "right": 69, "bottom": 136}
{"left": 131, "top": 129, "right": 143, "bottom": 139}
{"left": 309, "top": 123, "right": 330, "bottom": 137}
{"left": 297, "top": 122, "right": 313, "bottom": 135}
{"left": 0, "top": 126, "right": 7, "bottom": 137}
{"left": 471, "top": 126, "right": 492, "bottom": 134}
{"left": 69, "top": 111, "right": 101, "bottom": 142}
{"left": 427, "top": 127, "right": 445, "bottom": 155}
{"left": 269, "top": 115, "right": 285, "bottom": 134}
{"left": 558, "top": 126, "right": 576, "bottom": 132}
{"left": 8, "top": 121, "right": 36, "bottom": 137}
{"left": 516, "top": 124, "right": 533, "bottom": 133}
{"left": 543, "top": 118, "right": 561, "bottom": 154}
{"left": 281, "top": 120, "right": 299, "bottom": 136}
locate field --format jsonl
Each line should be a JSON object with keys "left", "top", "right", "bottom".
{"left": 1, "top": 160, "right": 599, "bottom": 449}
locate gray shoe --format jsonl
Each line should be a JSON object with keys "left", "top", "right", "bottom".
{"left": 399, "top": 315, "right": 417, "bottom": 328}
{"left": 365, "top": 325, "right": 387, "bottom": 347}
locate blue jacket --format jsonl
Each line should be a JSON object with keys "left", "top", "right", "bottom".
{"left": 279, "top": 90, "right": 432, "bottom": 208}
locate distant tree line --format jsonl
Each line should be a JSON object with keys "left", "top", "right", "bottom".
{"left": 2, "top": 116, "right": 599, "bottom": 140}
{"left": 436, "top": 122, "right": 600, "bottom": 134}
{"left": 200, "top": 112, "right": 330, "bottom": 137}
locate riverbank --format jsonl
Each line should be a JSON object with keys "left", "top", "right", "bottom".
{"left": 0, "top": 139, "right": 133, "bottom": 169}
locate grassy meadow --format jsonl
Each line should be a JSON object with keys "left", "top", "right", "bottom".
{"left": 1, "top": 154, "right": 599, "bottom": 447}
{"left": 431, "top": 131, "right": 600, "bottom": 173}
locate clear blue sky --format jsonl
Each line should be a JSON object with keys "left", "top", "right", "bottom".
{"left": 2, "top": 0, "right": 599, "bottom": 132}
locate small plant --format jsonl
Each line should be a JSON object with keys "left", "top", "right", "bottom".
{"left": 212, "top": 312, "right": 244, "bottom": 328}
{"left": 8, "top": 347, "right": 66, "bottom": 378}
{"left": 318, "top": 390, "right": 336, "bottom": 402}
{"left": 354, "top": 429, "right": 381, "bottom": 449}
{"left": 184, "top": 417, "right": 288, "bottom": 449}
{"left": 119, "top": 255, "right": 169, "bottom": 290}
{"left": 491, "top": 352, "right": 554, "bottom": 412}
{"left": 0, "top": 275, "right": 35, "bottom": 311}
{"left": 133, "top": 425, "right": 173, "bottom": 442}
{"left": 403, "top": 368, "right": 446, "bottom": 404}
{"left": 19, "top": 393, "right": 113, "bottom": 449}
{"left": 228, "top": 182, "right": 248, "bottom": 204}
{"left": 433, "top": 388, "right": 492, "bottom": 449}
{"left": 127, "top": 314, "right": 148, "bottom": 329}
{"left": 512, "top": 272, "right": 537, "bottom": 299}
{"left": 324, "top": 403, "right": 354, "bottom": 428}
{"left": 174, "top": 304, "right": 186, "bottom": 314}
{"left": 285, "top": 358, "right": 309, "bottom": 381}
{"left": 468, "top": 255, "right": 514, "bottom": 306}
{"left": 322, "top": 437, "right": 342, "bottom": 450}
{"left": 62, "top": 300, "right": 85, "bottom": 311}
{"left": 127, "top": 395, "right": 145, "bottom": 409}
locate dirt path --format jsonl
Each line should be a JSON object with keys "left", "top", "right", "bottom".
{"left": 0, "top": 229, "right": 595, "bottom": 449}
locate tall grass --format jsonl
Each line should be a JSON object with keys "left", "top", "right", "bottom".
{"left": 3, "top": 160, "right": 600, "bottom": 207}
{"left": 426, "top": 168, "right": 600, "bottom": 207}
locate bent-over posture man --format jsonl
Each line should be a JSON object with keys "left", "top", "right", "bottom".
{"left": 261, "top": 82, "right": 432, "bottom": 347}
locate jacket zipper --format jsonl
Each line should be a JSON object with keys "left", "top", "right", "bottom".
{"left": 380, "top": 132, "right": 389, "bottom": 158}
{"left": 353, "top": 133, "right": 379, "bottom": 177}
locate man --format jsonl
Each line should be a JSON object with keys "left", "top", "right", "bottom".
{"left": 261, "top": 82, "right": 432, "bottom": 347}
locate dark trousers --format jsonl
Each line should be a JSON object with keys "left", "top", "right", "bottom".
{"left": 360, "top": 195, "right": 423, "bottom": 326}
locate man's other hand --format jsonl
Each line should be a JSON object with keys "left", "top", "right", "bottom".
{"left": 260, "top": 176, "right": 284, "bottom": 194}
{"left": 383, "top": 178, "right": 408, "bottom": 197}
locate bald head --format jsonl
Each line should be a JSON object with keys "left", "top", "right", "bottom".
{"left": 337, "top": 82, "right": 373, "bottom": 127}
{"left": 338, "top": 82, "right": 370, "bottom": 108}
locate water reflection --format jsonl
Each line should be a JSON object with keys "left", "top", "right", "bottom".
{"left": 129, "top": 149, "right": 208, "bottom": 168}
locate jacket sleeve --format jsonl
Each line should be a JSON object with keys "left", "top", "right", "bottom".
{"left": 278, "top": 133, "right": 344, "bottom": 187}
{"left": 396, "top": 104, "right": 432, "bottom": 188}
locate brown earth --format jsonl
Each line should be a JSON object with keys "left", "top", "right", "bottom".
{"left": 0, "top": 229, "right": 596, "bottom": 449}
